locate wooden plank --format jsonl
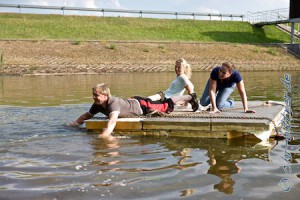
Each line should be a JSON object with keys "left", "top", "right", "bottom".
{"left": 142, "top": 117, "right": 210, "bottom": 131}
{"left": 86, "top": 118, "right": 143, "bottom": 131}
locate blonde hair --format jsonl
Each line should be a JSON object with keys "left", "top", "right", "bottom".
{"left": 222, "top": 62, "right": 235, "bottom": 74}
{"left": 175, "top": 58, "right": 192, "bottom": 79}
{"left": 93, "top": 83, "right": 111, "bottom": 97}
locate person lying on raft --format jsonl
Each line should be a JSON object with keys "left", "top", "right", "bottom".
{"left": 68, "top": 83, "right": 199, "bottom": 138}
{"left": 199, "top": 62, "right": 255, "bottom": 114}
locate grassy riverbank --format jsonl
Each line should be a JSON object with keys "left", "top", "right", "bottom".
{"left": 0, "top": 13, "right": 296, "bottom": 43}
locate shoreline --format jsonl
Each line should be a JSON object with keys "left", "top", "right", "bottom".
{"left": 1, "top": 40, "right": 300, "bottom": 75}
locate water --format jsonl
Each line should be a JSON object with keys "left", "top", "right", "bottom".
{"left": 0, "top": 71, "right": 299, "bottom": 199}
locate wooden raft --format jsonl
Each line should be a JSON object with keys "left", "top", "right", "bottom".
{"left": 85, "top": 101, "right": 286, "bottom": 140}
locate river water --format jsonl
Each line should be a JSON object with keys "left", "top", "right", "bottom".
{"left": 0, "top": 71, "right": 299, "bottom": 200}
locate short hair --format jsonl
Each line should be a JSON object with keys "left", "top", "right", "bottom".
{"left": 93, "top": 83, "right": 111, "bottom": 97}
{"left": 175, "top": 58, "right": 192, "bottom": 79}
{"left": 222, "top": 62, "right": 235, "bottom": 74}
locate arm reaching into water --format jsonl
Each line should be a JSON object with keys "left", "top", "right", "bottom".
{"left": 67, "top": 112, "right": 93, "bottom": 127}
{"left": 99, "top": 111, "right": 119, "bottom": 138}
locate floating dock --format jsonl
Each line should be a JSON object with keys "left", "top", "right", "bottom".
{"left": 85, "top": 101, "right": 285, "bottom": 140}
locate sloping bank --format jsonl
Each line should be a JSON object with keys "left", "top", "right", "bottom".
{"left": 0, "top": 40, "right": 299, "bottom": 75}
{"left": 0, "top": 13, "right": 299, "bottom": 75}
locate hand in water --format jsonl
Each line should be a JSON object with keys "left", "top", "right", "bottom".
{"left": 98, "top": 132, "right": 116, "bottom": 141}
{"left": 66, "top": 121, "right": 80, "bottom": 127}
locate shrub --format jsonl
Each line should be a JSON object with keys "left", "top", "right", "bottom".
{"left": 108, "top": 44, "right": 117, "bottom": 50}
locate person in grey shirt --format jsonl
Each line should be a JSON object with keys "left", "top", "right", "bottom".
{"left": 68, "top": 83, "right": 198, "bottom": 139}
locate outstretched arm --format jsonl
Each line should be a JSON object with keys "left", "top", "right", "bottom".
{"left": 237, "top": 80, "right": 255, "bottom": 113}
{"left": 209, "top": 78, "right": 220, "bottom": 113}
{"left": 99, "top": 111, "right": 119, "bottom": 138}
{"left": 68, "top": 112, "right": 93, "bottom": 127}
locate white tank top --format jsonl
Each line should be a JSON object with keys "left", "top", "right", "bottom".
{"left": 164, "top": 74, "right": 193, "bottom": 98}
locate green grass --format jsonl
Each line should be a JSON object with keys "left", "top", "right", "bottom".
{"left": 266, "top": 47, "right": 279, "bottom": 56}
{"left": 0, "top": 13, "right": 298, "bottom": 43}
{"left": 107, "top": 43, "right": 117, "bottom": 50}
{"left": 72, "top": 40, "right": 81, "bottom": 45}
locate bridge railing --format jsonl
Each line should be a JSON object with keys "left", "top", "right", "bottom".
{"left": 0, "top": 3, "right": 245, "bottom": 21}
{"left": 247, "top": 8, "right": 289, "bottom": 24}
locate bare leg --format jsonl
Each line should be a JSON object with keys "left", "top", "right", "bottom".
{"left": 171, "top": 94, "right": 199, "bottom": 112}
{"left": 170, "top": 95, "right": 192, "bottom": 104}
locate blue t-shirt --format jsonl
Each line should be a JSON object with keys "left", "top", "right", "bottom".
{"left": 210, "top": 66, "right": 242, "bottom": 90}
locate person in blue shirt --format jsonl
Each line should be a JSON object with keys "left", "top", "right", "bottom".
{"left": 200, "top": 62, "right": 255, "bottom": 114}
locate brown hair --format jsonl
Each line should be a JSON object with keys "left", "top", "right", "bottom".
{"left": 222, "top": 62, "right": 235, "bottom": 74}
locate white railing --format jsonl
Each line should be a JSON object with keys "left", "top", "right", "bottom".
{"left": 247, "top": 8, "right": 289, "bottom": 24}
{"left": 0, "top": 3, "right": 245, "bottom": 21}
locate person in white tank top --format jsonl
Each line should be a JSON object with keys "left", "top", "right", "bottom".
{"left": 148, "top": 58, "right": 195, "bottom": 106}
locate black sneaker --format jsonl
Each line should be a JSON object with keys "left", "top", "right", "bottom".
{"left": 188, "top": 93, "right": 199, "bottom": 112}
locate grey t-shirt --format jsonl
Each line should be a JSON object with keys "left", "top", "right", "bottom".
{"left": 89, "top": 96, "right": 143, "bottom": 117}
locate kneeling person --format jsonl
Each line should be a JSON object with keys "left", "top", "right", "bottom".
{"left": 68, "top": 83, "right": 198, "bottom": 138}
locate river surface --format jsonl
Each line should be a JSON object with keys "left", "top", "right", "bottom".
{"left": 0, "top": 71, "right": 300, "bottom": 200}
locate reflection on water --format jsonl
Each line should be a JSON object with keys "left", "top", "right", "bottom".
{"left": 0, "top": 128, "right": 291, "bottom": 200}
{"left": 0, "top": 71, "right": 300, "bottom": 199}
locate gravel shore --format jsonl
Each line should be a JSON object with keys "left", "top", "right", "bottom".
{"left": 0, "top": 40, "right": 299, "bottom": 75}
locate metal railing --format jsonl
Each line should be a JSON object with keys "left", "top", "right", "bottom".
{"left": 0, "top": 3, "right": 245, "bottom": 21}
{"left": 247, "top": 8, "right": 289, "bottom": 24}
